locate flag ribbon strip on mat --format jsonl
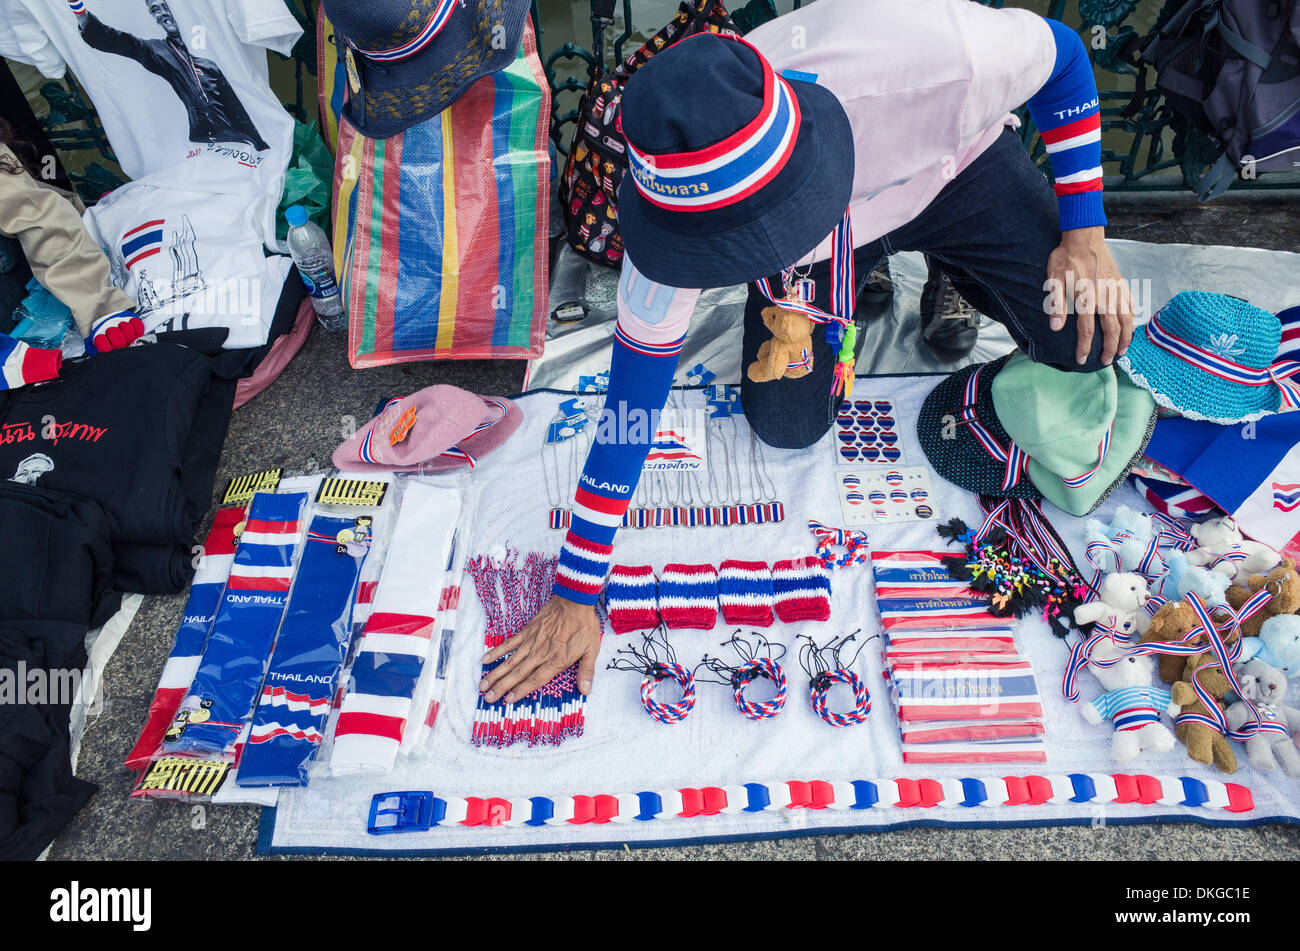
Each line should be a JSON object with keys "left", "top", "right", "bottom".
{"left": 365, "top": 773, "right": 1254, "bottom": 833}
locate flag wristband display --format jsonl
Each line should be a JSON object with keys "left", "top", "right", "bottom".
{"left": 809, "top": 668, "right": 871, "bottom": 727}
{"left": 658, "top": 564, "right": 719, "bottom": 630}
{"left": 730, "top": 658, "right": 787, "bottom": 721}
{"left": 604, "top": 565, "right": 660, "bottom": 635}
{"left": 718, "top": 559, "right": 775, "bottom": 627}
{"left": 365, "top": 773, "right": 1255, "bottom": 833}
{"left": 772, "top": 557, "right": 832, "bottom": 623}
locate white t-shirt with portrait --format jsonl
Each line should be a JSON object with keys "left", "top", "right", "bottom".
{"left": 0, "top": 0, "right": 301, "bottom": 250}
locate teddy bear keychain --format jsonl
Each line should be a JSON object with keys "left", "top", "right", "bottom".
{"left": 747, "top": 304, "right": 816, "bottom": 383}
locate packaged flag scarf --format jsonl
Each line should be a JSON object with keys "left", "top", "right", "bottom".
{"left": 334, "top": 22, "right": 549, "bottom": 367}
{"left": 871, "top": 550, "right": 972, "bottom": 591}
{"left": 125, "top": 505, "right": 243, "bottom": 771}
{"left": 237, "top": 515, "right": 372, "bottom": 787}
{"left": 887, "top": 657, "right": 1044, "bottom": 724}
{"left": 166, "top": 493, "right": 307, "bottom": 755}
{"left": 875, "top": 592, "right": 1003, "bottom": 632}
{"left": 331, "top": 482, "right": 460, "bottom": 776}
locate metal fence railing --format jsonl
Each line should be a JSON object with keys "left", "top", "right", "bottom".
{"left": 13, "top": 0, "right": 1298, "bottom": 202}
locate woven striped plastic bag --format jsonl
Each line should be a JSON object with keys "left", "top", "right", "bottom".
{"left": 330, "top": 22, "right": 550, "bottom": 366}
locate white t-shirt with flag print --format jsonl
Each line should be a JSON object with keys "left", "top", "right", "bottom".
{"left": 81, "top": 155, "right": 293, "bottom": 348}
{"left": 0, "top": 0, "right": 301, "bottom": 251}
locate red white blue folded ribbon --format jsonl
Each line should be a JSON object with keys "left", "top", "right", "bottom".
{"left": 365, "top": 773, "right": 1255, "bottom": 833}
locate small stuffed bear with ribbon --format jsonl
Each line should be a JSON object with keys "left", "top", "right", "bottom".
{"left": 1073, "top": 572, "right": 1152, "bottom": 642}
{"left": 1184, "top": 516, "right": 1280, "bottom": 585}
{"left": 747, "top": 305, "right": 814, "bottom": 383}
{"left": 1080, "top": 640, "right": 1179, "bottom": 764}
{"left": 1226, "top": 658, "right": 1300, "bottom": 777}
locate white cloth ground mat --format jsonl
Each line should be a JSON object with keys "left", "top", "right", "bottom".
{"left": 263, "top": 380, "right": 1300, "bottom": 855}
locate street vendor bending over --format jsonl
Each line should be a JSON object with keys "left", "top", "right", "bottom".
{"left": 481, "top": 0, "right": 1134, "bottom": 703}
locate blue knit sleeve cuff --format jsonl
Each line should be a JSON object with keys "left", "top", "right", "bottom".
{"left": 1057, "top": 190, "right": 1107, "bottom": 232}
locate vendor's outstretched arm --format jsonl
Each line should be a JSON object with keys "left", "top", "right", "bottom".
{"left": 1027, "top": 18, "right": 1133, "bottom": 366}
{"left": 480, "top": 260, "right": 696, "bottom": 702}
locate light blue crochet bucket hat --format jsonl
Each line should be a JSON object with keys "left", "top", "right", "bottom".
{"left": 1117, "top": 291, "right": 1288, "bottom": 424}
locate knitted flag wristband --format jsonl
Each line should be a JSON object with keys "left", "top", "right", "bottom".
{"left": 658, "top": 563, "right": 719, "bottom": 631}
{"left": 773, "top": 557, "right": 832, "bottom": 623}
{"left": 605, "top": 565, "right": 660, "bottom": 635}
{"left": 718, "top": 559, "right": 775, "bottom": 627}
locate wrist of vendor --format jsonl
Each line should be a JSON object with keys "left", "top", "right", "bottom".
{"left": 1056, "top": 190, "right": 1106, "bottom": 234}
{"left": 552, "top": 580, "right": 600, "bottom": 607}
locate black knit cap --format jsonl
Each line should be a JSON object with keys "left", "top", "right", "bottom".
{"left": 916, "top": 354, "right": 1043, "bottom": 501}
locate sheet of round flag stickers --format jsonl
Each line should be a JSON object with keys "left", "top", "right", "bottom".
{"left": 872, "top": 550, "right": 1047, "bottom": 764}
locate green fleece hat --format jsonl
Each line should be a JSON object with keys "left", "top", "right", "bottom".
{"left": 991, "top": 352, "right": 1157, "bottom": 517}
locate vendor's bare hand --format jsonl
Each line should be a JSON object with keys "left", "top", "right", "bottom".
{"left": 479, "top": 594, "right": 601, "bottom": 703}
{"left": 1045, "top": 226, "right": 1135, "bottom": 367}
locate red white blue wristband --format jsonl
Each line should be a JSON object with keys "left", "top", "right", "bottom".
{"left": 366, "top": 773, "right": 1255, "bottom": 833}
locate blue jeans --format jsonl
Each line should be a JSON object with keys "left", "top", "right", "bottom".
{"left": 741, "top": 128, "right": 1104, "bottom": 450}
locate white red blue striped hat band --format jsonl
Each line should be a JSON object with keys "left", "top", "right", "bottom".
{"left": 614, "top": 31, "right": 855, "bottom": 290}
{"left": 1059, "top": 426, "right": 1111, "bottom": 488}
{"left": 961, "top": 364, "right": 1028, "bottom": 492}
{"left": 1145, "top": 310, "right": 1300, "bottom": 409}
{"left": 626, "top": 41, "right": 801, "bottom": 213}
{"left": 353, "top": 0, "right": 459, "bottom": 62}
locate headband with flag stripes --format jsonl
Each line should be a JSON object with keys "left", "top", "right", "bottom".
{"left": 1145, "top": 311, "right": 1300, "bottom": 409}
{"left": 352, "top": 0, "right": 460, "bottom": 62}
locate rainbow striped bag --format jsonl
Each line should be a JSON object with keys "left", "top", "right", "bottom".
{"left": 329, "top": 22, "right": 550, "bottom": 366}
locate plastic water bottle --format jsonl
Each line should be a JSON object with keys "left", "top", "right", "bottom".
{"left": 285, "top": 205, "right": 346, "bottom": 331}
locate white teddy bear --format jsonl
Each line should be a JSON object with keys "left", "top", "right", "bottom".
{"left": 1081, "top": 640, "right": 1180, "bottom": 763}
{"left": 1184, "top": 516, "right": 1280, "bottom": 585}
{"left": 1073, "top": 572, "right": 1152, "bottom": 641}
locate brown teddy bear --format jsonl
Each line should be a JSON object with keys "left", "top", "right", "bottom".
{"left": 1140, "top": 600, "right": 1207, "bottom": 685}
{"left": 1225, "top": 558, "right": 1300, "bottom": 640}
{"left": 1170, "top": 651, "right": 1238, "bottom": 773}
{"left": 747, "top": 306, "right": 814, "bottom": 384}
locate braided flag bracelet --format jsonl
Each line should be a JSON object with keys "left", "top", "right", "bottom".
{"left": 366, "top": 773, "right": 1256, "bottom": 833}
{"left": 731, "top": 657, "right": 787, "bottom": 721}
{"left": 640, "top": 662, "right": 697, "bottom": 724}
{"left": 810, "top": 668, "right": 872, "bottom": 727}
